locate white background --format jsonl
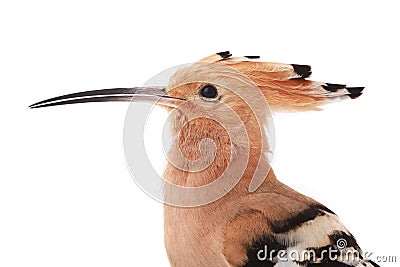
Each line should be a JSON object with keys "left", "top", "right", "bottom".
{"left": 1, "top": 1, "right": 399, "bottom": 266}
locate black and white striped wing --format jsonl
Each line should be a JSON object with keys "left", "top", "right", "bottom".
{"left": 242, "top": 207, "right": 379, "bottom": 267}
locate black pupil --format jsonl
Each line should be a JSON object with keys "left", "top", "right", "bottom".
{"left": 200, "top": 85, "right": 218, "bottom": 98}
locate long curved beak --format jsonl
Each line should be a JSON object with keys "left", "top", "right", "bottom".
{"left": 29, "top": 86, "right": 183, "bottom": 108}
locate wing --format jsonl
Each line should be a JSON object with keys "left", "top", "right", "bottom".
{"left": 222, "top": 180, "right": 379, "bottom": 267}
{"left": 244, "top": 210, "right": 378, "bottom": 266}
{"left": 200, "top": 51, "right": 364, "bottom": 111}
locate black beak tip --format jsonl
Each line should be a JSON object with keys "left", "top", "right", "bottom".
{"left": 29, "top": 101, "right": 44, "bottom": 109}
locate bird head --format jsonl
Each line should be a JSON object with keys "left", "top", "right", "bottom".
{"left": 30, "top": 51, "right": 363, "bottom": 206}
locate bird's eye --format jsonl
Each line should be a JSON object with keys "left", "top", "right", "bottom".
{"left": 199, "top": 85, "right": 218, "bottom": 99}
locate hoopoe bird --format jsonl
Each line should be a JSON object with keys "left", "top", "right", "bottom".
{"left": 30, "top": 51, "right": 378, "bottom": 267}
